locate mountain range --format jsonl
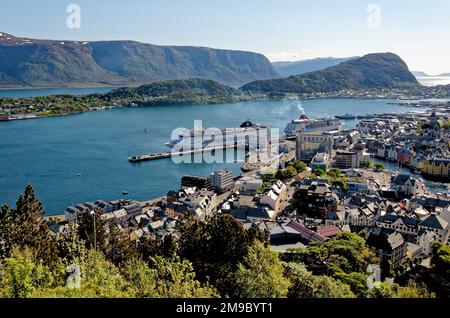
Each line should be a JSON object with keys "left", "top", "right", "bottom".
{"left": 272, "top": 57, "right": 358, "bottom": 77}
{"left": 242, "top": 53, "right": 419, "bottom": 93}
{"left": 0, "top": 32, "right": 278, "bottom": 87}
{"left": 412, "top": 71, "right": 450, "bottom": 77}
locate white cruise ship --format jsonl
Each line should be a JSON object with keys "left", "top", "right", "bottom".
{"left": 284, "top": 115, "right": 341, "bottom": 137}
{"left": 165, "top": 120, "right": 268, "bottom": 149}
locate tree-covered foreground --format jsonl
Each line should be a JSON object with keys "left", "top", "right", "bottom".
{"left": 0, "top": 185, "right": 446, "bottom": 298}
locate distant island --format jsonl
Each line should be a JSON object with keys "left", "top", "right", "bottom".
{"left": 1, "top": 53, "right": 450, "bottom": 120}
{"left": 0, "top": 79, "right": 250, "bottom": 119}
{"left": 0, "top": 32, "right": 278, "bottom": 87}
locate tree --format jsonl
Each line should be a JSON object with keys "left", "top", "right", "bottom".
{"left": 178, "top": 214, "right": 265, "bottom": 296}
{"left": 312, "top": 168, "right": 327, "bottom": 177}
{"left": 285, "top": 166, "right": 298, "bottom": 178}
{"left": 234, "top": 241, "right": 290, "bottom": 298}
{"left": 375, "top": 163, "right": 385, "bottom": 171}
{"left": 292, "top": 160, "right": 307, "bottom": 173}
{"left": 328, "top": 168, "right": 342, "bottom": 179}
{"left": 34, "top": 250, "right": 132, "bottom": 298}
{"left": 56, "top": 223, "right": 88, "bottom": 264}
{"left": 0, "top": 204, "right": 14, "bottom": 259}
{"left": 1, "top": 247, "right": 61, "bottom": 298}
{"left": 276, "top": 166, "right": 298, "bottom": 181}
{"left": 105, "top": 227, "right": 139, "bottom": 266}
{"left": 331, "top": 178, "right": 349, "bottom": 191}
{"left": 125, "top": 255, "right": 217, "bottom": 298}
{"left": 283, "top": 232, "right": 377, "bottom": 275}
{"left": 0, "top": 185, "right": 58, "bottom": 264}
{"left": 284, "top": 262, "right": 355, "bottom": 298}
{"left": 333, "top": 271, "right": 369, "bottom": 298}
{"left": 362, "top": 160, "right": 375, "bottom": 169}
{"left": 77, "top": 208, "right": 108, "bottom": 253}
{"left": 391, "top": 282, "right": 436, "bottom": 298}
{"left": 431, "top": 242, "right": 450, "bottom": 280}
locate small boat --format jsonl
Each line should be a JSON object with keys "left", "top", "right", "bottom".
{"left": 122, "top": 191, "right": 129, "bottom": 196}
{"left": 335, "top": 113, "right": 357, "bottom": 120}
{"left": 77, "top": 172, "right": 82, "bottom": 177}
{"left": 357, "top": 114, "right": 376, "bottom": 120}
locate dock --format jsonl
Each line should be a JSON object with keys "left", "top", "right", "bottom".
{"left": 129, "top": 144, "right": 245, "bottom": 163}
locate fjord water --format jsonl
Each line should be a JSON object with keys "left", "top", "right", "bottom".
{"left": 0, "top": 94, "right": 410, "bottom": 215}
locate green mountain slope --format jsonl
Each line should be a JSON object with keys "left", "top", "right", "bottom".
{"left": 242, "top": 53, "right": 419, "bottom": 94}
{"left": 0, "top": 32, "right": 278, "bottom": 87}
{"left": 105, "top": 78, "right": 247, "bottom": 105}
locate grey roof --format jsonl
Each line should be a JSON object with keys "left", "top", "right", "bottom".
{"left": 392, "top": 174, "right": 415, "bottom": 186}
{"left": 420, "top": 214, "right": 449, "bottom": 230}
{"left": 367, "top": 228, "right": 405, "bottom": 251}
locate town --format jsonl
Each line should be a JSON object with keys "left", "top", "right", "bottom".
{"left": 49, "top": 101, "right": 450, "bottom": 281}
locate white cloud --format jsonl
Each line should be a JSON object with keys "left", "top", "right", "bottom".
{"left": 265, "top": 49, "right": 315, "bottom": 62}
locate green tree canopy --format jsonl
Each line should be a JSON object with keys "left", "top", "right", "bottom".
{"left": 234, "top": 241, "right": 290, "bottom": 298}
{"left": 292, "top": 160, "right": 307, "bottom": 173}
{"left": 284, "top": 262, "right": 355, "bottom": 298}
{"left": 125, "top": 255, "right": 217, "bottom": 298}
{"left": 0, "top": 185, "right": 58, "bottom": 263}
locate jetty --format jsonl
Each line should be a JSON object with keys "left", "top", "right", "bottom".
{"left": 129, "top": 144, "right": 245, "bottom": 163}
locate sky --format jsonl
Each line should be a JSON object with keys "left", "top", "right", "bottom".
{"left": 1, "top": 0, "right": 449, "bottom": 74}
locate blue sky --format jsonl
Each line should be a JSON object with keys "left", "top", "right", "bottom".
{"left": 1, "top": 0, "right": 449, "bottom": 74}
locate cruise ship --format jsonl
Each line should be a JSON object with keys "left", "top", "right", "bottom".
{"left": 284, "top": 115, "right": 341, "bottom": 138}
{"left": 165, "top": 120, "right": 269, "bottom": 149}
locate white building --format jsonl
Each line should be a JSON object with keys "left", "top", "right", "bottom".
{"left": 210, "top": 169, "right": 234, "bottom": 193}
{"left": 235, "top": 176, "right": 263, "bottom": 194}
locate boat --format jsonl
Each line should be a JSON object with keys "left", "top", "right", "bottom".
{"left": 284, "top": 114, "right": 341, "bottom": 138}
{"left": 165, "top": 120, "right": 268, "bottom": 149}
{"left": 357, "top": 114, "right": 376, "bottom": 120}
{"left": 335, "top": 113, "right": 357, "bottom": 120}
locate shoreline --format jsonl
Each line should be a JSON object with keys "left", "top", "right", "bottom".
{"left": 0, "top": 95, "right": 426, "bottom": 123}
{"left": 372, "top": 156, "right": 450, "bottom": 186}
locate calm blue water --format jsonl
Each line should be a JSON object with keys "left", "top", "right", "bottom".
{"left": 0, "top": 95, "right": 417, "bottom": 215}
{"left": 0, "top": 87, "right": 116, "bottom": 99}
{"left": 372, "top": 158, "right": 449, "bottom": 193}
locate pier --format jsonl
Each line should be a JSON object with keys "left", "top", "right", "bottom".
{"left": 129, "top": 144, "right": 245, "bottom": 163}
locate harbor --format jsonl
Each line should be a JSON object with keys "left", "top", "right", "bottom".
{"left": 129, "top": 144, "right": 246, "bottom": 163}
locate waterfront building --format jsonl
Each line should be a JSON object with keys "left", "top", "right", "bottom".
{"left": 421, "top": 158, "right": 450, "bottom": 179}
{"left": 296, "top": 132, "right": 334, "bottom": 162}
{"left": 210, "top": 169, "right": 234, "bottom": 193}
{"left": 181, "top": 175, "right": 212, "bottom": 190}
{"left": 397, "top": 147, "right": 414, "bottom": 166}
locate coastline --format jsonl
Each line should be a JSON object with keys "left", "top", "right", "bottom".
{"left": 0, "top": 94, "right": 424, "bottom": 123}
